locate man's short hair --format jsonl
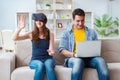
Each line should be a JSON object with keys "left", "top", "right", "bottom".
{"left": 72, "top": 8, "right": 85, "bottom": 19}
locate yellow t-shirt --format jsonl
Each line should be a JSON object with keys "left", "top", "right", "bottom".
{"left": 73, "top": 28, "right": 85, "bottom": 53}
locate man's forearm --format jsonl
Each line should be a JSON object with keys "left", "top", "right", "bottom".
{"left": 60, "top": 49, "right": 73, "bottom": 58}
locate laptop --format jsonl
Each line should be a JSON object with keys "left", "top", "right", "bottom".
{"left": 76, "top": 41, "right": 101, "bottom": 57}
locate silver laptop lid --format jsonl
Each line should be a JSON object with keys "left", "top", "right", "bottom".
{"left": 76, "top": 41, "right": 101, "bottom": 57}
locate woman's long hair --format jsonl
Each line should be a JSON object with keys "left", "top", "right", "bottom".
{"left": 32, "top": 22, "right": 49, "bottom": 44}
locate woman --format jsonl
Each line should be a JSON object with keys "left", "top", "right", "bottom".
{"left": 13, "top": 13, "right": 57, "bottom": 80}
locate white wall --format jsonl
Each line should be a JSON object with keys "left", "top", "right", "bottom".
{"left": 74, "top": 0, "right": 119, "bottom": 18}
{"left": 0, "top": 0, "right": 119, "bottom": 30}
{"left": 0, "top": 0, "right": 36, "bottom": 47}
{"left": 0, "top": 0, "right": 119, "bottom": 47}
{"left": 0, "top": 0, "right": 36, "bottom": 30}
{"left": 73, "top": 0, "right": 108, "bottom": 16}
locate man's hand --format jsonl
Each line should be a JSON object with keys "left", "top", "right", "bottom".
{"left": 73, "top": 53, "right": 77, "bottom": 57}
{"left": 75, "top": 54, "right": 77, "bottom": 57}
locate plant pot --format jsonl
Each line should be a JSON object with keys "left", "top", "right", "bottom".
{"left": 46, "top": 6, "right": 51, "bottom": 9}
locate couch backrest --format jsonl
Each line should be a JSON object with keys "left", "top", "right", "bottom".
{"left": 101, "top": 39, "right": 120, "bottom": 63}
{"left": 15, "top": 39, "right": 66, "bottom": 67}
{"left": 15, "top": 39, "right": 32, "bottom": 67}
{"left": 15, "top": 39, "right": 120, "bottom": 67}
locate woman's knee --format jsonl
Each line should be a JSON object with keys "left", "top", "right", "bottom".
{"left": 45, "top": 58, "right": 55, "bottom": 69}
{"left": 29, "top": 60, "right": 44, "bottom": 70}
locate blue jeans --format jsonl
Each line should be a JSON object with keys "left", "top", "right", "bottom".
{"left": 65, "top": 56, "right": 110, "bottom": 80}
{"left": 29, "top": 58, "right": 57, "bottom": 80}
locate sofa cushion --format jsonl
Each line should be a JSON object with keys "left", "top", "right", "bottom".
{"left": 15, "top": 39, "right": 32, "bottom": 67}
{"left": 15, "top": 39, "right": 66, "bottom": 67}
{"left": 15, "top": 39, "right": 120, "bottom": 68}
{"left": 11, "top": 65, "right": 98, "bottom": 80}
{"left": 11, "top": 63, "right": 120, "bottom": 80}
{"left": 11, "top": 66, "right": 34, "bottom": 80}
{"left": 11, "top": 66, "right": 71, "bottom": 80}
{"left": 101, "top": 39, "right": 120, "bottom": 63}
{"left": 108, "top": 63, "right": 120, "bottom": 80}
{"left": 53, "top": 39, "right": 66, "bottom": 65}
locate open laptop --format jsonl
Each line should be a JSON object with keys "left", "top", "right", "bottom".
{"left": 76, "top": 41, "right": 101, "bottom": 57}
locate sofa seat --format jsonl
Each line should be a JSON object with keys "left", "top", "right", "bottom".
{"left": 108, "top": 63, "right": 120, "bottom": 80}
{"left": 11, "top": 65, "right": 71, "bottom": 80}
{"left": 11, "top": 67, "right": 34, "bottom": 80}
{"left": 11, "top": 63, "right": 120, "bottom": 80}
{"left": 11, "top": 65, "right": 96, "bottom": 80}
{"left": 1, "top": 39, "right": 120, "bottom": 80}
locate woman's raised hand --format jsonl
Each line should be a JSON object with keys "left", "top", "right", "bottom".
{"left": 18, "top": 15, "right": 26, "bottom": 29}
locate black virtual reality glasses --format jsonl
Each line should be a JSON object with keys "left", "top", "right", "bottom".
{"left": 32, "top": 13, "right": 47, "bottom": 24}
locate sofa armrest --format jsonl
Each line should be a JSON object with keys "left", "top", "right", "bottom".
{"left": 0, "top": 53, "right": 15, "bottom": 80}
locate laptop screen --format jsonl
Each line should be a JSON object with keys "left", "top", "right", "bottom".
{"left": 76, "top": 41, "right": 101, "bottom": 57}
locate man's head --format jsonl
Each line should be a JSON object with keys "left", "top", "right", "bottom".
{"left": 72, "top": 8, "right": 85, "bottom": 29}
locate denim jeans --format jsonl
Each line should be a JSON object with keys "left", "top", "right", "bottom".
{"left": 65, "top": 56, "right": 110, "bottom": 80}
{"left": 29, "top": 58, "right": 57, "bottom": 80}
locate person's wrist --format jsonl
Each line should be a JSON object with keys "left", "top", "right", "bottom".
{"left": 73, "top": 53, "right": 75, "bottom": 57}
{"left": 17, "top": 28, "right": 22, "bottom": 31}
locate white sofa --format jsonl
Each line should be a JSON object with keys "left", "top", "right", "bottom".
{"left": 1, "top": 39, "right": 120, "bottom": 80}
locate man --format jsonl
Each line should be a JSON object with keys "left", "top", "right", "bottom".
{"left": 58, "top": 8, "right": 110, "bottom": 80}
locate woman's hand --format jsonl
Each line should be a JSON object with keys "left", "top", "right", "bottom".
{"left": 47, "top": 49, "right": 55, "bottom": 56}
{"left": 18, "top": 15, "right": 26, "bottom": 30}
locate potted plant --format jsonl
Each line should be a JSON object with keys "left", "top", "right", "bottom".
{"left": 112, "top": 17, "right": 119, "bottom": 36}
{"left": 113, "top": 17, "right": 119, "bottom": 27}
{"left": 94, "top": 14, "right": 119, "bottom": 37}
{"left": 45, "top": 3, "right": 51, "bottom": 9}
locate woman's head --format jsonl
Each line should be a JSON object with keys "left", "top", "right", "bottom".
{"left": 32, "top": 13, "right": 47, "bottom": 28}
{"left": 32, "top": 13, "right": 49, "bottom": 43}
